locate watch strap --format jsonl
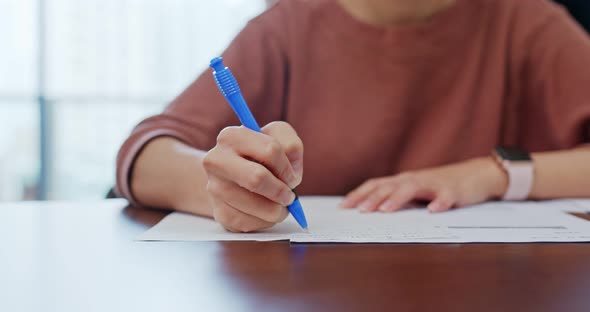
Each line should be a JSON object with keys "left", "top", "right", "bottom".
{"left": 502, "top": 161, "right": 534, "bottom": 201}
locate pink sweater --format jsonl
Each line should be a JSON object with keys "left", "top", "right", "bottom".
{"left": 116, "top": 0, "right": 590, "bottom": 206}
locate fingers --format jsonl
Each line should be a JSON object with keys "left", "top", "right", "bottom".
{"left": 217, "top": 126, "right": 300, "bottom": 188}
{"left": 427, "top": 191, "right": 455, "bottom": 213}
{"left": 378, "top": 183, "right": 427, "bottom": 213}
{"left": 204, "top": 147, "right": 295, "bottom": 206}
{"left": 211, "top": 197, "right": 275, "bottom": 233}
{"left": 207, "top": 177, "right": 289, "bottom": 223}
{"left": 359, "top": 186, "right": 395, "bottom": 213}
{"left": 262, "top": 121, "right": 304, "bottom": 184}
{"left": 342, "top": 174, "right": 457, "bottom": 214}
{"left": 341, "top": 178, "right": 381, "bottom": 209}
{"left": 204, "top": 122, "right": 304, "bottom": 233}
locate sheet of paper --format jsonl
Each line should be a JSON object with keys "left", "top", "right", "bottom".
{"left": 137, "top": 197, "right": 590, "bottom": 243}
{"left": 533, "top": 199, "right": 590, "bottom": 213}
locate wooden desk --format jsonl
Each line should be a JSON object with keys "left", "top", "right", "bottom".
{"left": 3, "top": 200, "right": 590, "bottom": 312}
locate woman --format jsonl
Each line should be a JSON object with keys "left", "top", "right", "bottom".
{"left": 116, "top": 0, "right": 590, "bottom": 233}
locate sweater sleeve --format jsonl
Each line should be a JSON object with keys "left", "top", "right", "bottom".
{"left": 515, "top": 1, "right": 590, "bottom": 150}
{"left": 115, "top": 4, "right": 289, "bottom": 205}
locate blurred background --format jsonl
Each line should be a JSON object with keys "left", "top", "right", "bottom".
{"left": 0, "top": 0, "right": 587, "bottom": 202}
{"left": 0, "top": 0, "right": 267, "bottom": 201}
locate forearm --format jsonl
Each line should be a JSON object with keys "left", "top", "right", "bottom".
{"left": 530, "top": 145, "right": 590, "bottom": 199}
{"left": 130, "top": 137, "right": 213, "bottom": 217}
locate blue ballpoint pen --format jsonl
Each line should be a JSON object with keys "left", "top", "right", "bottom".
{"left": 210, "top": 57, "right": 309, "bottom": 230}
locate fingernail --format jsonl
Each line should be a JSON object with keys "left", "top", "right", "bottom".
{"left": 288, "top": 175, "right": 300, "bottom": 189}
{"left": 359, "top": 201, "right": 373, "bottom": 212}
{"left": 281, "top": 190, "right": 296, "bottom": 206}
{"left": 428, "top": 202, "right": 441, "bottom": 213}
{"left": 340, "top": 198, "right": 352, "bottom": 208}
{"left": 379, "top": 200, "right": 392, "bottom": 212}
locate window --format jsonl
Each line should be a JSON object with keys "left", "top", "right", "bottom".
{"left": 0, "top": 0, "right": 266, "bottom": 200}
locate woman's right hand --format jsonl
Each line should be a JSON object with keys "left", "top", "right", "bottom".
{"left": 203, "top": 121, "right": 304, "bottom": 233}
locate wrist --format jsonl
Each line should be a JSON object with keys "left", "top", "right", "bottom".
{"left": 477, "top": 157, "right": 509, "bottom": 199}
{"left": 174, "top": 151, "right": 214, "bottom": 217}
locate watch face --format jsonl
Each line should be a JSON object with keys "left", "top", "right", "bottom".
{"left": 495, "top": 146, "right": 532, "bottom": 161}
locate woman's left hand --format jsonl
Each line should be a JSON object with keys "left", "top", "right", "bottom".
{"left": 341, "top": 157, "right": 509, "bottom": 213}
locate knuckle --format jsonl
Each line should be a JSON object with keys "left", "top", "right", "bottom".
{"left": 262, "top": 139, "right": 283, "bottom": 161}
{"left": 216, "top": 126, "right": 240, "bottom": 145}
{"left": 284, "top": 137, "right": 304, "bottom": 155}
{"left": 266, "top": 120, "right": 291, "bottom": 131}
{"left": 377, "top": 186, "right": 392, "bottom": 197}
{"left": 369, "top": 190, "right": 389, "bottom": 202}
{"left": 246, "top": 167, "right": 268, "bottom": 192}
{"left": 295, "top": 137, "right": 304, "bottom": 150}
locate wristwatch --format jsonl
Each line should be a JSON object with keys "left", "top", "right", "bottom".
{"left": 491, "top": 146, "right": 534, "bottom": 201}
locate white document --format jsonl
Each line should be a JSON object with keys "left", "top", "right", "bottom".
{"left": 137, "top": 197, "right": 590, "bottom": 243}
